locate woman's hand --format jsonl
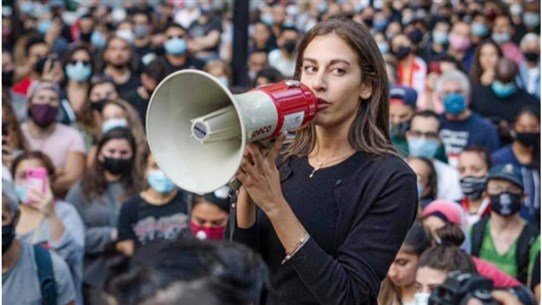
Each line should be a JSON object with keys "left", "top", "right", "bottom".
{"left": 480, "top": 69, "right": 495, "bottom": 86}
{"left": 27, "top": 181, "right": 56, "bottom": 218}
{"left": 236, "top": 133, "right": 286, "bottom": 215}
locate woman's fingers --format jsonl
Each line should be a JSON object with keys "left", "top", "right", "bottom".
{"left": 269, "top": 133, "right": 286, "bottom": 162}
{"left": 247, "top": 144, "right": 265, "bottom": 170}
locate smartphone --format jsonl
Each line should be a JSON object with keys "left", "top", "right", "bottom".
{"left": 26, "top": 167, "right": 47, "bottom": 200}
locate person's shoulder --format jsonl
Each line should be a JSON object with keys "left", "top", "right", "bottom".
{"left": 54, "top": 200, "right": 82, "bottom": 219}
{"left": 268, "top": 48, "right": 281, "bottom": 59}
{"left": 470, "top": 113, "right": 496, "bottom": 129}
{"left": 491, "top": 145, "right": 514, "bottom": 164}
{"left": 363, "top": 152, "right": 415, "bottom": 177}
{"left": 54, "top": 123, "right": 83, "bottom": 137}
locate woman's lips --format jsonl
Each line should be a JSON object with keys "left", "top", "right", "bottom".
{"left": 317, "top": 98, "right": 331, "bottom": 111}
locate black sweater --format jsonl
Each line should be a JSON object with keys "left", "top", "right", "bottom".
{"left": 233, "top": 152, "right": 418, "bottom": 305}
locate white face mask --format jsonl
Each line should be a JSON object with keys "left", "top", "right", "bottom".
{"left": 116, "top": 29, "right": 134, "bottom": 44}
{"left": 414, "top": 292, "right": 431, "bottom": 305}
{"left": 102, "top": 118, "right": 128, "bottom": 134}
{"left": 216, "top": 76, "right": 229, "bottom": 87}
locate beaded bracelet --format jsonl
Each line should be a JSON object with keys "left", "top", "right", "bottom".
{"left": 281, "top": 231, "right": 310, "bottom": 265}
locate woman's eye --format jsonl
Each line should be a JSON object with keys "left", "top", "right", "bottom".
{"left": 303, "top": 65, "right": 317, "bottom": 73}
{"left": 332, "top": 68, "right": 346, "bottom": 75}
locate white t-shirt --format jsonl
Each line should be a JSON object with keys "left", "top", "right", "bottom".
{"left": 268, "top": 49, "right": 296, "bottom": 78}
{"left": 433, "top": 159, "right": 463, "bottom": 201}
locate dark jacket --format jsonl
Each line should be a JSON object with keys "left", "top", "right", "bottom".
{"left": 233, "top": 152, "right": 418, "bottom": 305}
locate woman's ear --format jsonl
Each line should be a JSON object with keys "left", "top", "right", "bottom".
{"left": 359, "top": 82, "right": 373, "bottom": 100}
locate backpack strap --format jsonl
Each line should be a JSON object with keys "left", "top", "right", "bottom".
{"left": 33, "top": 244, "right": 57, "bottom": 305}
{"left": 471, "top": 217, "right": 489, "bottom": 257}
{"left": 516, "top": 224, "right": 539, "bottom": 284}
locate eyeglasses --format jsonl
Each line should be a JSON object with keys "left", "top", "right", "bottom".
{"left": 408, "top": 130, "right": 439, "bottom": 139}
{"left": 68, "top": 60, "right": 90, "bottom": 66}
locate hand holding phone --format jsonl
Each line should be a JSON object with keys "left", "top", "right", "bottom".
{"left": 26, "top": 167, "right": 55, "bottom": 216}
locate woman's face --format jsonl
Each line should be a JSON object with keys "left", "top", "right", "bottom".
{"left": 415, "top": 267, "right": 447, "bottom": 294}
{"left": 190, "top": 201, "right": 228, "bottom": 228}
{"left": 387, "top": 248, "right": 419, "bottom": 288}
{"left": 479, "top": 44, "right": 500, "bottom": 71}
{"left": 99, "top": 139, "right": 133, "bottom": 160}
{"left": 299, "top": 34, "right": 371, "bottom": 128}
{"left": 70, "top": 49, "right": 91, "bottom": 66}
{"left": 457, "top": 151, "right": 488, "bottom": 178}
{"left": 31, "top": 88, "right": 60, "bottom": 107}
{"left": 422, "top": 216, "right": 446, "bottom": 241}
{"left": 102, "top": 104, "right": 127, "bottom": 121}
{"left": 514, "top": 113, "right": 540, "bottom": 133}
{"left": 14, "top": 158, "right": 50, "bottom": 187}
{"left": 90, "top": 83, "right": 118, "bottom": 103}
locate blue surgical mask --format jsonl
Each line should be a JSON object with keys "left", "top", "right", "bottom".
{"left": 492, "top": 32, "right": 511, "bottom": 44}
{"left": 91, "top": 31, "right": 107, "bottom": 49}
{"left": 102, "top": 118, "right": 128, "bottom": 134}
{"left": 15, "top": 184, "right": 28, "bottom": 204}
{"left": 491, "top": 80, "right": 517, "bottom": 99}
{"left": 524, "top": 12, "right": 540, "bottom": 28}
{"left": 374, "top": 19, "right": 388, "bottom": 31}
{"left": 471, "top": 23, "right": 488, "bottom": 37}
{"left": 164, "top": 38, "right": 187, "bottom": 55}
{"left": 433, "top": 31, "right": 448, "bottom": 45}
{"left": 408, "top": 137, "right": 440, "bottom": 159}
{"left": 38, "top": 20, "right": 52, "bottom": 35}
{"left": 146, "top": 170, "right": 176, "bottom": 193}
{"left": 377, "top": 42, "right": 390, "bottom": 54}
{"left": 66, "top": 62, "right": 92, "bottom": 82}
{"left": 443, "top": 93, "right": 467, "bottom": 115}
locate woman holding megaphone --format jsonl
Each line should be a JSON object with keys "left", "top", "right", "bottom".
{"left": 234, "top": 19, "right": 418, "bottom": 305}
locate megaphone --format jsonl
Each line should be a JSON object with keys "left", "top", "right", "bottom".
{"left": 146, "top": 69, "right": 317, "bottom": 194}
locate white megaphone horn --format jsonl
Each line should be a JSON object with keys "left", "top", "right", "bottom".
{"left": 146, "top": 69, "right": 318, "bottom": 194}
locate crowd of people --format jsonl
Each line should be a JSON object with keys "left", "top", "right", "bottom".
{"left": 1, "top": 0, "right": 541, "bottom": 305}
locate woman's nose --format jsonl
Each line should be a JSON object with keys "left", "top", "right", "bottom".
{"left": 310, "top": 72, "right": 327, "bottom": 92}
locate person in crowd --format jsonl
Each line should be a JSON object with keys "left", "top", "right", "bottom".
{"left": 104, "top": 239, "right": 269, "bottom": 305}
{"left": 470, "top": 13, "right": 491, "bottom": 44}
{"left": 249, "top": 21, "right": 277, "bottom": 54}
{"left": 2, "top": 180, "right": 77, "bottom": 305}
{"left": 240, "top": 49, "right": 269, "bottom": 88}
{"left": 447, "top": 22, "right": 474, "bottom": 72}
{"left": 203, "top": 59, "right": 232, "bottom": 88}
{"left": 131, "top": 9, "right": 154, "bottom": 65}
{"left": 11, "top": 151, "right": 85, "bottom": 305}
{"left": 388, "top": 85, "right": 417, "bottom": 158}
{"left": 187, "top": 4, "right": 222, "bottom": 62}
{"left": 190, "top": 188, "right": 230, "bottom": 241}
{"left": 11, "top": 36, "right": 52, "bottom": 97}
{"left": 234, "top": 19, "right": 417, "bottom": 305}
{"left": 471, "top": 58, "right": 539, "bottom": 145}
{"left": 492, "top": 14, "right": 523, "bottom": 65}
{"left": 174, "top": 0, "right": 201, "bottom": 29}
{"left": 436, "top": 70, "right": 500, "bottom": 167}
{"left": 2, "top": 99, "right": 28, "bottom": 178}
{"left": 421, "top": 19, "right": 451, "bottom": 62}
{"left": 406, "top": 111, "right": 463, "bottom": 201}
{"left": 457, "top": 147, "right": 491, "bottom": 227}
{"left": 421, "top": 199, "right": 470, "bottom": 252}
{"left": 123, "top": 59, "right": 168, "bottom": 126}
{"left": 61, "top": 44, "right": 94, "bottom": 118}
{"left": 66, "top": 127, "right": 141, "bottom": 300}
{"left": 101, "top": 36, "right": 141, "bottom": 101}
{"left": 378, "top": 221, "right": 432, "bottom": 305}
{"left": 492, "top": 108, "right": 540, "bottom": 228}
{"left": 20, "top": 81, "right": 86, "bottom": 197}
{"left": 517, "top": 33, "right": 540, "bottom": 98}
{"left": 470, "top": 39, "right": 503, "bottom": 87}
{"left": 268, "top": 26, "right": 299, "bottom": 78}
{"left": 471, "top": 163, "right": 540, "bottom": 284}
{"left": 160, "top": 22, "right": 205, "bottom": 75}
{"left": 253, "top": 67, "right": 284, "bottom": 88}
{"left": 407, "top": 157, "right": 438, "bottom": 209}
{"left": 88, "top": 76, "right": 120, "bottom": 118}
{"left": 2, "top": 49, "right": 27, "bottom": 121}
{"left": 391, "top": 33, "right": 427, "bottom": 106}
{"left": 116, "top": 148, "right": 190, "bottom": 256}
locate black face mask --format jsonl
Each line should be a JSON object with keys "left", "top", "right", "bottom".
{"left": 460, "top": 176, "right": 487, "bottom": 200}
{"left": 408, "top": 29, "right": 424, "bottom": 44}
{"left": 80, "top": 31, "right": 92, "bottom": 42}
{"left": 144, "top": 87, "right": 154, "bottom": 98}
{"left": 389, "top": 121, "right": 410, "bottom": 138}
{"left": 394, "top": 46, "right": 411, "bottom": 60}
{"left": 362, "top": 18, "right": 374, "bottom": 27}
{"left": 90, "top": 99, "right": 107, "bottom": 113}
{"left": 515, "top": 132, "right": 540, "bottom": 147}
{"left": 3, "top": 224, "right": 15, "bottom": 254}
{"left": 523, "top": 52, "right": 540, "bottom": 63}
{"left": 283, "top": 40, "right": 297, "bottom": 55}
{"left": 102, "top": 156, "right": 133, "bottom": 175}
{"left": 2, "top": 70, "right": 14, "bottom": 88}
{"left": 490, "top": 192, "right": 522, "bottom": 216}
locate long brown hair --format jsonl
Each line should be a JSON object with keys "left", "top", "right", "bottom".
{"left": 469, "top": 39, "right": 503, "bottom": 87}
{"left": 286, "top": 19, "right": 395, "bottom": 158}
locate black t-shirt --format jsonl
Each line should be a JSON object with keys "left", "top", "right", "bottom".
{"left": 470, "top": 85, "right": 539, "bottom": 124}
{"left": 123, "top": 89, "right": 148, "bottom": 128}
{"left": 159, "top": 55, "right": 205, "bottom": 75}
{"left": 117, "top": 191, "right": 190, "bottom": 248}
{"left": 188, "top": 17, "right": 222, "bottom": 53}
{"left": 115, "top": 74, "right": 142, "bottom": 103}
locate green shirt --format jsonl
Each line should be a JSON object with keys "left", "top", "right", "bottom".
{"left": 479, "top": 221, "right": 540, "bottom": 279}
